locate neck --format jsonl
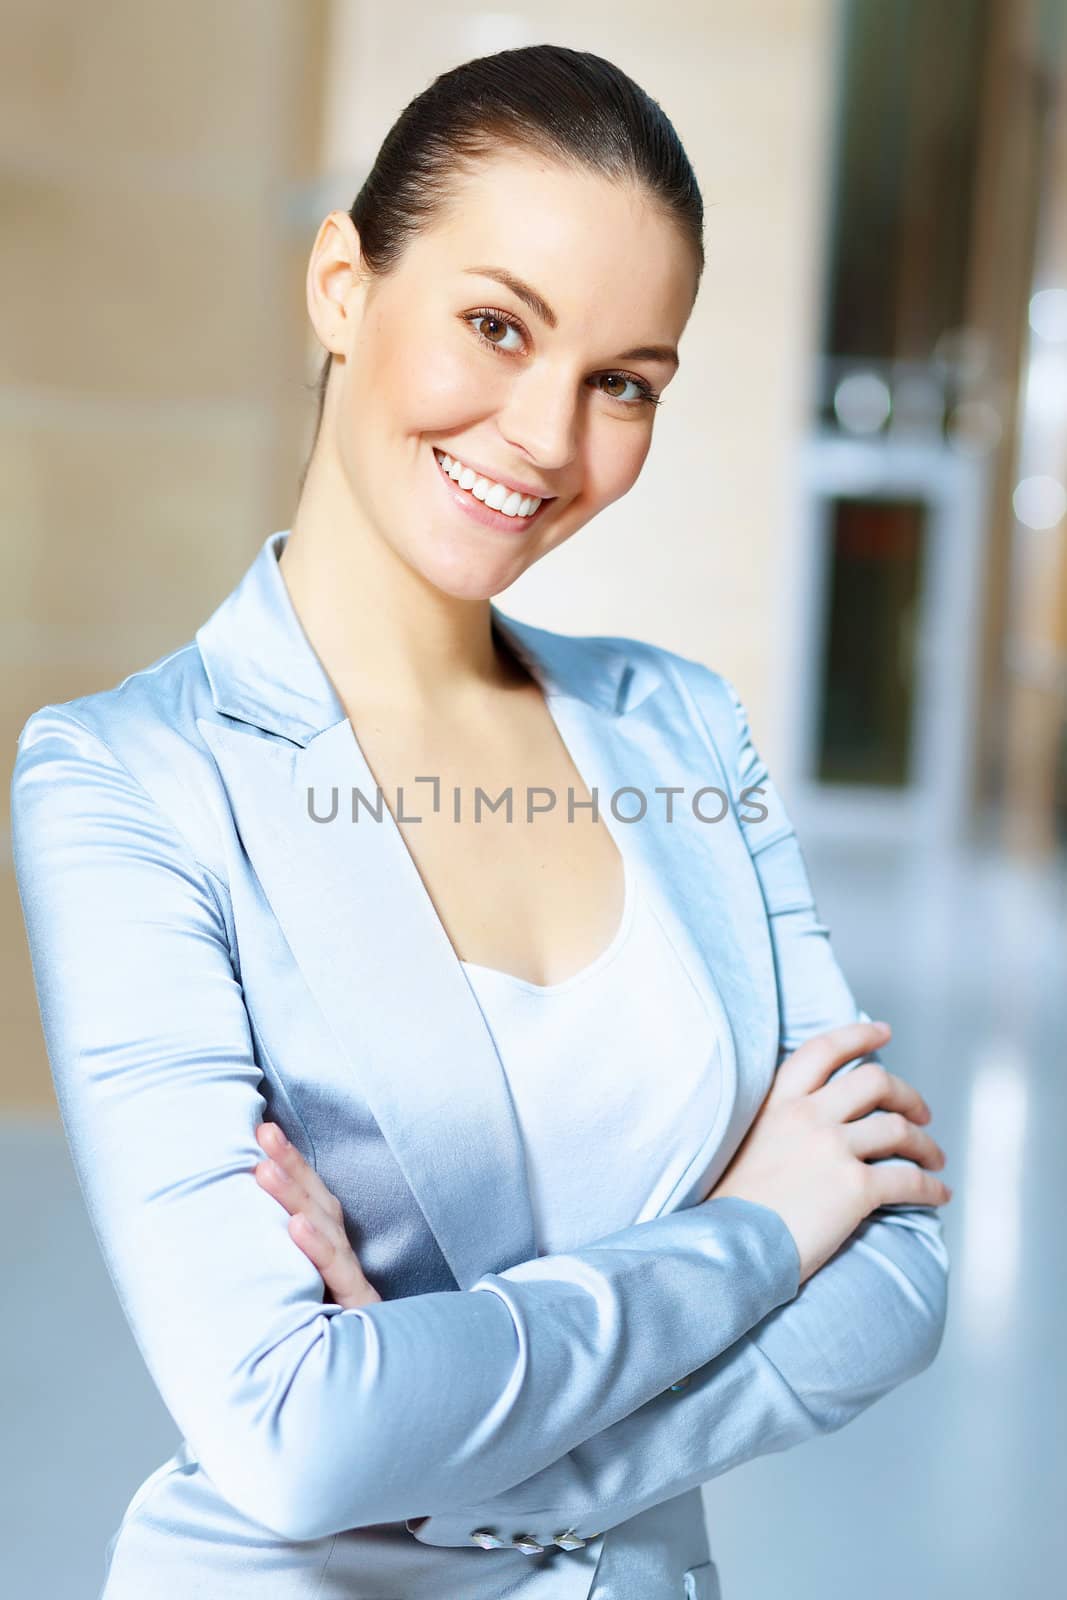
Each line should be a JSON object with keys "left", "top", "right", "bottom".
{"left": 281, "top": 446, "right": 529, "bottom": 720}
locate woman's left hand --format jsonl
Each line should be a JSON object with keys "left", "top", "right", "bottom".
{"left": 254, "top": 1122, "right": 382, "bottom": 1309}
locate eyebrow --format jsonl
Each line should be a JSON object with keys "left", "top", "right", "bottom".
{"left": 462, "top": 265, "right": 680, "bottom": 370}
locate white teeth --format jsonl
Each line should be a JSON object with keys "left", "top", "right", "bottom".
{"left": 435, "top": 449, "right": 541, "bottom": 518}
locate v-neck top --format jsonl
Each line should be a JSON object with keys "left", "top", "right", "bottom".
{"left": 460, "top": 857, "right": 725, "bottom": 1256}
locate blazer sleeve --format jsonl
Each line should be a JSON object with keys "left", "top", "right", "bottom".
{"left": 10, "top": 704, "right": 803, "bottom": 1547}
{"left": 407, "top": 657, "right": 950, "bottom": 1550}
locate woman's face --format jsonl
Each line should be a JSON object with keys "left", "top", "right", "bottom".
{"left": 312, "top": 150, "right": 698, "bottom": 598}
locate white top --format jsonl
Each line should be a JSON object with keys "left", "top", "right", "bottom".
{"left": 460, "top": 855, "right": 725, "bottom": 1256}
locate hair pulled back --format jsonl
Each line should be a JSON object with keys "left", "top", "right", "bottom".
{"left": 300, "top": 44, "right": 703, "bottom": 489}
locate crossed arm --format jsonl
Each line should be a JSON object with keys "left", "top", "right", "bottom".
{"left": 11, "top": 665, "right": 947, "bottom": 1552}
{"left": 10, "top": 704, "right": 803, "bottom": 1546}
{"left": 372, "top": 658, "right": 951, "bottom": 1546}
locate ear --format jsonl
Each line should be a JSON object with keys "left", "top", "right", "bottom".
{"left": 305, "top": 209, "right": 369, "bottom": 358}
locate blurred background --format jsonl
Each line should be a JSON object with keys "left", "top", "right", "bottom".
{"left": 3, "top": 1, "right": 1066, "bottom": 1596}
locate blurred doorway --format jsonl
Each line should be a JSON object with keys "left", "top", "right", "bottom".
{"left": 784, "top": 0, "right": 1067, "bottom": 861}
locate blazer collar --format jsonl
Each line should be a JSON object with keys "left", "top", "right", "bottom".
{"left": 196, "top": 529, "right": 661, "bottom": 742}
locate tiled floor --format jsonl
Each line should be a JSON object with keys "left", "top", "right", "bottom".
{"left": 3, "top": 835, "right": 1065, "bottom": 1598}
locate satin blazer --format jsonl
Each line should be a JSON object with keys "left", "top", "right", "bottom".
{"left": 11, "top": 528, "right": 949, "bottom": 1600}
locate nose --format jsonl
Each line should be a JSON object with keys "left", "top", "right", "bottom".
{"left": 494, "top": 366, "right": 581, "bottom": 476}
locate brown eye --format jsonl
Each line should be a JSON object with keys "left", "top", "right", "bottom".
{"left": 464, "top": 310, "right": 525, "bottom": 355}
{"left": 594, "top": 371, "right": 659, "bottom": 407}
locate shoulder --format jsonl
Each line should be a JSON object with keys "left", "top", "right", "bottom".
{"left": 15, "top": 637, "right": 213, "bottom": 772}
{"left": 12, "top": 639, "right": 226, "bottom": 875}
{"left": 591, "top": 629, "right": 748, "bottom": 769}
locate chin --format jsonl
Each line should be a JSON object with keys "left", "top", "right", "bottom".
{"left": 401, "top": 536, "right": 523, "bottom": 603}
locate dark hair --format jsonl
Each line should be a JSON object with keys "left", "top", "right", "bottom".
{"left": 298, "top": 44, "right": 703, "bottom": 492}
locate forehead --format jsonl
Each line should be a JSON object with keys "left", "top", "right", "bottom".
{"left": 405, "top": 152, "right": 696, "bottom": 331}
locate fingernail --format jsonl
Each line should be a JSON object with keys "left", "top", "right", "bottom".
{"left": 872, "top": 1020, "right": 891, "bottom": 1033}
{"left": 268, "top": 1159, "right": 287, "bottom": 1181}
{"left": 270, "top": 1124, "right": 290, "bottom": 1147}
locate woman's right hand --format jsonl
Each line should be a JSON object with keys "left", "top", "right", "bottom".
{"left": 706, "top": 1021, "right": 951, "bottom": 1287}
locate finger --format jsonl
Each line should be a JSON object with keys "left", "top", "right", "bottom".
{"left": 778, "top": 1021, "right": 893, "bottom": 1097}
{"left": 844, "top": 1110, "right": 946, "bottom": 1169}
{"left": 820, "top": 1060, "right": 930, "bottom": 1126}
{"left": 288, "top": 1211, "right": 334, "bottom": 1272}
{"left": 255, "top": 1157, "right": 341, "bottom": 1238}
{"left": 255, "top": 1123, "right": 312, "bottom": 1207}
{"left": 253, "top": 1153, "right": 368, "bottom": 1285}
{"left": 287, "top": 1213, "right": 375, "bottom": 1307}
{"left": 253, "top": 1127, "right": 376, "bottom": 1307}
{"left": 863, "top": 1158, "right": 953, "bottom": 1210}
{"left": 254, "top": 1161, "right": 371, "bottom": 1296}
{"left": 256, "top": 1123, "right": 343, "bottom": 1222}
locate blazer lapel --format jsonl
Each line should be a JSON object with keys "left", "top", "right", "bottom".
{"left": 197, "top": 713, "right": 538, "bottom": 1290}
{"left": 539, "top": 687, "right": 780, "bottom": 1216}
{"left": 195, "top": 530, "right": 778, "bottom": 1291}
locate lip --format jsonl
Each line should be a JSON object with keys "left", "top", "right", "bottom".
{"left": 432, "top": 446, "right": 555, "bottom": 504}
{"left": 430, "top": 446, "right": 552, "bottom": 534}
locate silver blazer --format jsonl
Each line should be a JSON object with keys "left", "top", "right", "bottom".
{"left": 11, "top": 529, "right": 949, "bottom": 1600}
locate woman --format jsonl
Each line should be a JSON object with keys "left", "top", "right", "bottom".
{"left": 11, "top": 45, "right": 950, "bottom": 1600}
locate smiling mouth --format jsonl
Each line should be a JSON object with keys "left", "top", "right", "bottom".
{"left": 431, "top": 447, "right": 552, "bottom": 529}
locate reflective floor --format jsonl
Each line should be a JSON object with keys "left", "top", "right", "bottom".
{"left": 3, "top": 835, "right": 1065, "bottom": 1599}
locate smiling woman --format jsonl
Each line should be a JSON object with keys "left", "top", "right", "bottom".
{"left": 283, "top": 135, "right": 698, "bottom": 616}
{"left": 11, "top": 40, "right": 949, "bottom": 1600}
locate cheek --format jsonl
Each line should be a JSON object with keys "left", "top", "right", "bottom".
{"left": 539, "top": 430, "right": 650, "bottom": 559}
{"left": 375, "top": 332, "right": 498, "bottom": 433}
{"left": 586, "top": 427, "right": 653, "bottom": 508}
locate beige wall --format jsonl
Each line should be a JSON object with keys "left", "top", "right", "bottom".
{"left": 3, "top": 0, "right": 834, "bottom": 1109}
{"left": 2, "top": 0, "right": 329, "bottom": 1109}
